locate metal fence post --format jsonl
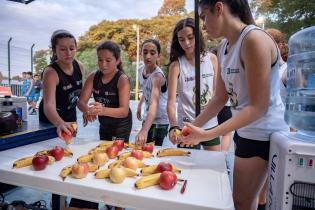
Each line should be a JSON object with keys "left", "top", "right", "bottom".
{"left": 8, "top": 37, "right": 12, "bottom": 86}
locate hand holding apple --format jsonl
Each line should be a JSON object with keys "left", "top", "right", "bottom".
{"left": 181, "top": 125, "right": 191, "bottom": 136}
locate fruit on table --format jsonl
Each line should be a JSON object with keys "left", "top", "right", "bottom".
{"left": 60, "top": 165, "right": 72, "bottom": 181}
{"left": 77, "top": 154, "right": 94, "bottom": 163}
{"left": 72, "top": 162, "right": 89, "bottom": 179}
{"left": 156, "top": 162, "right": 173, "bottom": 173}
{"left": 113, "top": 140, "right": 125, "bottom": 151}
{"left": 156, "top": 148, "right": 191, "bottom": 157}
{"left": 135, "top": 173, "right": 161, "bottom": 189}
{"left": 50, "top": 146, "right": 64, "bottom": 161}
{"left": 123, "top": 157, "right": 139, "bottom": 170}
{"left": 32, "top": 154, "right": 49, "bottom": 171}
{"left": 118, "top": 151, "right": 131, "bottom": 161}
{"left": 106, "top": 145, "right": 120, "bottom": 159}
{"left": 131, "top": 150, "right": 144, "bottom": 160}
{"left": 141, "top": 164, "right": 181, "bottom": 176}
{"left": 109, "top": 167, "right": 126, "bottom": 184}
{"left": 181, "top": 125, "right": 191, "bottom": 136}
{"left": 142, "top": 144, "right": 154, "bottom": 153}
{"left": 92, "top": 152, "right": 109, "bottom": 166}
{"left": 12, "top": 156, "right": 34, "bottom": 168}
{"left": 63, "top": 147, "right": 73, "bottom": 157}
{"left": 108, "top": 160, "right": 123, "bottom": 169}
{"left": 159, "top": 171, "right": 177, "bottom": 190}
{"left": 95, "top": 168, "right": 111, "bottom": 179}
{"left": 174, "top": 128, "right": 181, "bottom": 137}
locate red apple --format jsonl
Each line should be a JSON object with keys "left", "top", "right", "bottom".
{"left": 181, "top": 125, "right": 191, "bottom": 136}
{"left": 32, "top": 154, "right": 49, "bottom": 171}
{"left": 106, "top": 146, "right": 119, "bottom": 159}
{"left": 156, "top": 162, "right": 173, "bottom": 173}
{"left": 113, "top": 140, "right": 125, "bottom": 151}
{"left": 50, "top": 146, "right": 64, "bottom": 161}
{"left": 131, "top": 150, "right": 143, "bottom": 160}
{"left": 159, "top": 171, "right": 177, "bottom": 190}
{"left": 72, "top": 162, "right": 89, "bottom": 179}
{"left": 142, "top": 144, "right": 154, "bottom": 153}
{"left": 61, "top": 131, "right": 73, "bottom": 144}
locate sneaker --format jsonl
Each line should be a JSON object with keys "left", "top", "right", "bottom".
{"left": 30, "top": 109, "right": 37, "bottom": 115}
{"left": 28, "top": 106, "right": 32, "bottom": 111}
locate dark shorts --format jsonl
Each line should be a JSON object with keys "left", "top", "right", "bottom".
{"left": 233, "top": 132, "right": 270, "bottom": 161}
{"left": 217, "top": 106, "right": 232, "bottom": 124}
{"left": 147, "top": 124, "right": 169, "bottom": 146}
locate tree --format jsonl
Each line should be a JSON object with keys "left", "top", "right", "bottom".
{"left": 33, "top": 49, "right": 50, "bottom": 74}
{"left": 253, "top": 0, "right": 315, "bottom": 38}
{"left": 158, "top": 0, "right": 187, "bottom": 16}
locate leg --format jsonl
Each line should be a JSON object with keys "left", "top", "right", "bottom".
{"left": 233, "top": 156, "right": 268, "bottom": 210}
{"left": 221, "top": 132, "right": 232, "bottom": 152}
{"left": 258, "top": 179, "right": 268, "bottom": 209}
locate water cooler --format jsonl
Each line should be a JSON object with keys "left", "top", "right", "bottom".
{"left": 267, "top": 26, "right": 315, "bottom": 210}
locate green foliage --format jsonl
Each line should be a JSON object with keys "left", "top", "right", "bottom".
{"left": 253, "top": 0, "right": 315, "bottom": 38}
{"left": 33, "top": 49, "right": 50, "bottom": 74}
{"left": 76, "top": 48, "right": 97, "bottom": 78}
{"left": 158, "top": 0, "right": 187, "bottom": 16}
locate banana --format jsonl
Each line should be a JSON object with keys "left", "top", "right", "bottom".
{"left": 95, "top": 169, "right": 111, "bottom": 179}
{"left": 143, "top": 151, "right": 153, "bottom": 158}
{"left": 123, "top": 167, "right": 138, "bottom": 177}
{"left": 135, "top": 173, "right": 161, "bottom": 189}
{"left": 136, "top": 160, "right": 148, "bottom": 168}
{"left": 157, "top": 148, "right": 191, "bottom": 157}
{"left": 88, "top": 163, "right": 99, "bottom": 172}
{"left": 174, "top": 128, "right": 181, "bottom": 137}
{"left": 64, "top": 147, "right": 73, "bottom": 157}
{"left": 77, "top": 154, "right": 93, "bottom": 163}
{"left": 126, "top": 143, "right": 141, "bottom": 150}
{"left": 108, "top": 160, "right": 123, "bottom": 169}
{"left": 141, "top": 164, "right": 181, "bottom": 176}
{"left": 118, "top": 152, "right": 131, "bottom": 161}
{"left": 71, "top": 123, "right": 78, "bottom": 131}
{"left": 48, "top": 156, "right": 55, "bottom": 164}
{"left": 12, "top": 156, "right": 33, "bottom": 168}
{"left": 88, "top": 147, "right": 106, "bottom": 155}
{"left": 36, "top": 149, "right": 50, "bottom": 156}
{"left": 98, "top": 141, "right": 114, "bottom": 147}
{"left": 60, "top": 165, "right": 72, "bottom": 181}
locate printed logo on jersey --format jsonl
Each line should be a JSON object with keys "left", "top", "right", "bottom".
{"left": 226, "top": 68, "right": 240, "bottom": 74}
{"left": 227, "top": 82, "right": 238, "bottom": 107}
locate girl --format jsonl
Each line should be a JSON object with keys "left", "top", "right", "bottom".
{"left": 39, "top": 29, "right": 83, "bottom": 142}
{"left": 78, "top": 40, "right": 132, "bottom": 142}
{"left": 135, "top": 39, "right": 168, "bottom": 146}
{"left": 179, "top": 1, "right": 288, "bottom": 209}
{"left": 167, "top": 17, "right": 220, "bottom": 151}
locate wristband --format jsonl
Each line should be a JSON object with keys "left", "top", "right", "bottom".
{"left": 168, "top": 125, "right": 180, "bottom": 133}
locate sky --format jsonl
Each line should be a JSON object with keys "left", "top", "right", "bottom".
{"left": 0, "top": 0, "right": 194, "bottom": 78}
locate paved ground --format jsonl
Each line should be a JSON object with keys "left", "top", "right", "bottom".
{"left": 1, "top": 100, "right": 235, "bottom": 209}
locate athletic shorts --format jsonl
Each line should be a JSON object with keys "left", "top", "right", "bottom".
{"left": 217, "top": 106, "right": 232, "bottom": 124}
{"left": 233, "top": 131, "right": 270, "bottom": 161}
{"left": 147, "top": 124, "right": 169, "bottom": 146}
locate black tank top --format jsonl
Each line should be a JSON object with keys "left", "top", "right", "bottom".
{"left": 39, "top": 60, "right": 82, "bottom": 123}
{"left": 93, "top": 70, "right": 132, "bottom": 125}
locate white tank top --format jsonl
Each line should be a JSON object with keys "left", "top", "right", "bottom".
{"left": 177, "top": 52, "right": 218, "bottom": 129}
{"left": 218, "top": 25, "right": 288, "bottom": 141}
{"left": 139, "top": 65, "right": 169, "bottom": 124}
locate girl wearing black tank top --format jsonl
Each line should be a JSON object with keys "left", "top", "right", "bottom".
{"left": 78, "top": 41, "right": 132, "bottom": 143}
{"left": 39, "top": 29, "right": 83, "bottom": 142}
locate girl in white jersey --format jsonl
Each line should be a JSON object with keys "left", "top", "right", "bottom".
{"left": 178, "top": 1, "right": 288, "bottom": 209}
{"left": 167, "top": 17, "right": 220, "bottom": 151}
{"left": 135, "top": 39, "right": 169, "bottom": 146}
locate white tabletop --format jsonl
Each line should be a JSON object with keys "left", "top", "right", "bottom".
{"left": 0, "top": 137, "right": 234, "bottom": 210}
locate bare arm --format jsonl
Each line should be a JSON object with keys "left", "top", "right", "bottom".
{"left": 25, "top": 79, "right": 34, "bottom": 96}
{"left": 136, "top": 73, "right": 165, "bottom": 145}
{"left": 77, "top": 72, "right": 95, "bottom": 113}
{"left": 136, "top": 94, "right": 144, "bottom": 121}
{"left": 167, "top": 61, "right": 180, "bottom": 127}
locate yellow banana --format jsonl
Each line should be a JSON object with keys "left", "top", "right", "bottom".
{"left": 135, "top": 173, "right": 161, "bottom": 189}
{"left": 12, "top": 156, "right": 33, "bottom": 168}
{"left": 60, "top": 165, "right": 72, "bottom": 181}
{"left": 95, "top": 169, "right": 111, "bottom": 179}
{"left": 64, "top": 147, "right": 73, "bottom": 157}
{"left": 71, "top": 123, "right": 78, "bottom": 131}
{"left": 136, "top": 160, "right": 148, "bottom": 168}
{"left": 123, "top": 167, "right": 138, "bottom": 177}
{"left": 174, "top": 128, "right": 181, "bottom": 137}
{"left": 48, "top": 156, "right": 55, "bottom": 165}
{"left": 118, "top": 152, "right": 131, "bottom": 161}
{"left": 36, "top": 149, "right": 50, "bottom": 156}
{"left": 126, "top": 143, "right": 142, "bottom": 150}
{"left": 157, "top": 148, "right": 191, "bottom": 157}
{"left": 88, "top": 163, "right": 99, "bottom": 172}
{"left": 98, "top": 141, "right": 114, "bottom": 147}
{"left": 108, "top": 160, "right": 123, "bottom": 169}
{"left": 143, "top": 151, "right": 153, "bottom": 158}
{"left": 141, "top": 164, "right": 181, "bottom": 176}
{"left": 88, "top": 147, "right": 106, "bottom": 155}
{"left": 77, "top": 154, "right": 93, "bottom": 163}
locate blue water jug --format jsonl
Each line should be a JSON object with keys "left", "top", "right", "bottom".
{"left": 285, "top": 26, "right": 315, "bottom": 135}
